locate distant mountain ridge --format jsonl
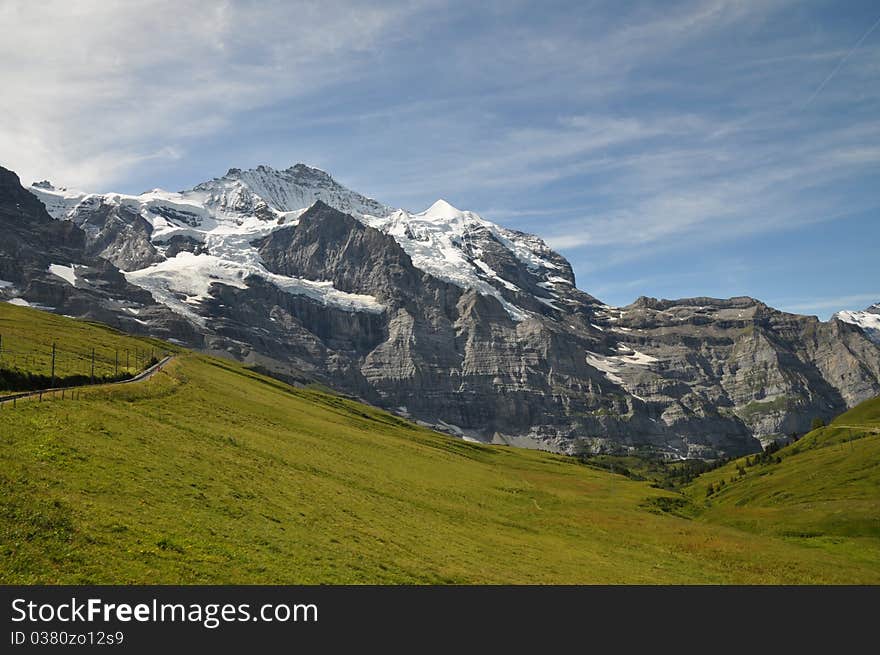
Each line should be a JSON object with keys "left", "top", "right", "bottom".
{"left": 834, "top": 304, "right": 880, "bottom": 345}
{"left": 3, "top": 162, "right": 879, "bottom": 458}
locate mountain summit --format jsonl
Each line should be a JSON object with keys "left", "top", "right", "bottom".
{"left": 29, "top": 164, "right": 584, "bottom": 322}
{"left": 3, "top": 163, "right": 878, "bottom": 457}
{"left": 191, "top": 163, "right": 393, "bottom": 218}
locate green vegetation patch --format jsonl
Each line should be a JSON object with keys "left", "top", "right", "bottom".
{"left": 736, "top": 395, "right": 796, "bottom": 419}
{"left": 684, "top": 394, "right": 880, "bottom": 569}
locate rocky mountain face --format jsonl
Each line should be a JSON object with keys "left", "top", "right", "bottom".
{"left": 834, "top": 304, "right": 880, "bottom": 345}
{"left": 5, "top": 163, "right": 880, "bottom": 458}
{"left": 0, "top": 167, "right": 194, "bottom": 341}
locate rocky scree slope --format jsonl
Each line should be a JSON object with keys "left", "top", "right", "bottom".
{"left": 0, "top": 167, "right": 194, "bottom": 341}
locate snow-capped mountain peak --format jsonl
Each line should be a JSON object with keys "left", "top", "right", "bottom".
{"left": 422, "top": 198, "right": 468, "bottom": 219}
{"left": 28, "top": 163, "right": 583, "bottom": 325}
{"left": 190, "top": 163, "right": 392, "bottom": 219}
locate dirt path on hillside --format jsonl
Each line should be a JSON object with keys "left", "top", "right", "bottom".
{"left": 0, "top": 355, "right": 175, "bottom": 407}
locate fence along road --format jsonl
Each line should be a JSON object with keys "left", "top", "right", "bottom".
{"left": 0, "top": 355, "right": 175, "bottom": 407}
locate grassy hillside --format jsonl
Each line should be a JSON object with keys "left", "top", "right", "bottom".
{"left": 0, "top": 302, "right": 172, "bottom": 389}
{"left": 683, "top": 395, "right": 880, "bottom": 571}
{"left": 1, "top": 305, "right": 878, "bottom": 584}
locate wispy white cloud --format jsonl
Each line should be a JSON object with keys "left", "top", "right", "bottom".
{"left": 775, "top": 294, "right": 880, "bottom": 315}
{"left": 0, "top": 0, "right": 422, "bottom": 188}
{"left": 0, "top": 0, "right": 876, "bottom": 319}
{"left": 363, "top": 99, "right": 878, "bottom": 257}
{"left": 802, "top": 12, "right": 880, "bottom": 107}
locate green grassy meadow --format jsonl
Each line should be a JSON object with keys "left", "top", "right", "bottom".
{"left": 681, "top": 396, "right": 880, "bottom": 572}
{"left": 1, "top": 304, "right": 878, "bottom": 583}
{"left": 0, "top": 302, "right": 173, "bottom": 388}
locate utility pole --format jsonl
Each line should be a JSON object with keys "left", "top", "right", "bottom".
{"left": 91, "top": 348, "right": 95, "bottom": 384}
{"left": 50, "top": 342, "right": 56, "bottom": 388}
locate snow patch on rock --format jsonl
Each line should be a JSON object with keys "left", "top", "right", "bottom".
{"left": 834, "top": 305, "right": 880, "bottom": 344}
{"left": 586, "top": 348, "right": 658, "bottom": 385}
{"left": 48, "top": 263, "right": 77, "bottom": 287}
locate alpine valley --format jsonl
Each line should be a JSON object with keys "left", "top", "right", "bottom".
{"left": 2, "top": 163, "right": 879, "bottom": 458}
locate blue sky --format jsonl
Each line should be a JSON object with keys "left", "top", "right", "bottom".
{"left": 1, "top": 1, "right": 877, "bottom": 318}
